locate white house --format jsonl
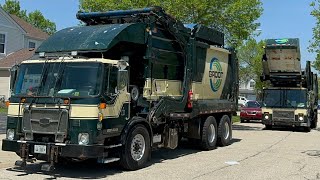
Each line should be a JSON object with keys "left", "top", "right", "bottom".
{"left": 239, "top": 78, "right": 256, "bottom": 100}
{"left": 0, "top": 7, "right": 48, "bottom": 100}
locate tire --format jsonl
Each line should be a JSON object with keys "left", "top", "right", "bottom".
{"left": 311, "top": 115, "right": 317, "bottom": 129}
{"left": 310, "top": 120, "right": 316, "bottom": 129}
{"left": 265, "top": 125, "right": 272, "bottom": 130}
{"left": 304, "top": 126, "right": 311, "bottom": 132}
{"left": 200, "top": 116, "right": 218, "bottom": 150}
{"left": 240, "top": 118, "right": 245, "bottom": 123}
{"left": 120, "top": 124, "right": 151, "bottom": 170}
{"left": 217, "top": 115, "right": 232, "bottom": 147}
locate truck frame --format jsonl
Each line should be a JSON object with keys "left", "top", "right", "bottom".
{"left": 2, "top": 7, "right": 238, "bottom": 171}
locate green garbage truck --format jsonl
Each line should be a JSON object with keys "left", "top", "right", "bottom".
{"left": 260, "top": 38, "right": 318, "bottom": 131}
{"left": 2, "top": 7, "right": 238, "bottom": 171}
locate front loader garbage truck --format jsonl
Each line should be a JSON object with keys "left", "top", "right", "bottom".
{"left": 2, "top": 7, "right": 238, "bottom": 171}
{"left": 260, "top": 38, "right": 318, "bottom": 132}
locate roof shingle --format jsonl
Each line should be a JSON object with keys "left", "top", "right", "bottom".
{"left": 0, "top": 48, "right": 35, "bottom": 68}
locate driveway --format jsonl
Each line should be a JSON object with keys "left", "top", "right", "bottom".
{"left": 0, "top": 113, "right": 6, "bottom": 134}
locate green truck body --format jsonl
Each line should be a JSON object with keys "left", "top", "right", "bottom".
{"left": 260, "top": 38, "right": 318, "bottom": 131}
{"left": 2, "top": 7, "right": 238, "bottom": 171}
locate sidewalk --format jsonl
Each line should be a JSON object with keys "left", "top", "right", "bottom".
{"left": 0, "top": 134, "right": 17, "bottom": 169}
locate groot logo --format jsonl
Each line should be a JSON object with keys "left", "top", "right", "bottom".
{"left": 209, "top": 57, "right": 223, "bottom": 92}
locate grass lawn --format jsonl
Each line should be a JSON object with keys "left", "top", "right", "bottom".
{"left": 232, "top": 116, "right": 240, "bottom": 123}
{"left": 0, "top": 108, "right": 8, "bottom": 113}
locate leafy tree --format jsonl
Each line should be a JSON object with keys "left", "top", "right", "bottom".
{"left": 1, "top": 0, "right": 56, "bottom": 35}
{"left": 28, "top": 10, "right": 56, "bottom": 35}
{"left": 79, "top": 0, "right": 263, "bottom": 47}
{"left": 237, "top": 38, "right": 267, "bottom": 96}
{"left": 310, "top": 0, "right": 320, "bottom": 71}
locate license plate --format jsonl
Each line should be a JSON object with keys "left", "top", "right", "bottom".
{"left": 34, "top": 145, "right": 46, "bottom": 154}
{"left": 300, "top": 123, "right": 307, "bottom": 127}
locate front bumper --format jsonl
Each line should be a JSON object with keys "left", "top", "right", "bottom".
{"left": 240, "top": 113, "right": 262, "bottom": 120}
{"left": 2, "top": 139, "right": 105, "bottom": 159}
{"left": 262, "top": 118, "right": 309, "bottom": 127}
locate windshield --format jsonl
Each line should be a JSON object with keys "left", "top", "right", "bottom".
{"left": 262, "top": 89, "right": 307, "bottom": 108}
{"left": 245, "top": 101, "right": 260, "bottom": 108}
{"left": 13, "top": 62, "right": 103, "bottom": 97}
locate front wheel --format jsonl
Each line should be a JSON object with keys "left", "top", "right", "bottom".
{"left": 200, "top": 116, "right": 218, "bottom": 150}
{"left": 265, "top": 125, "right": 272, "bottom": 130}
{"left": 304, "top": 126, "right": 311, "bottom": 132}
{"left": 120, "top": 124, "right": 151, "bottom": 170}
{"left": 217, "top": 115, "right": 232, "bottom": 146}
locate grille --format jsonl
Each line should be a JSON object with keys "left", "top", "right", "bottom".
{"left": 273, "top": 110, "right": 294, "bottom": 121}
{"left": 22, "top": 108, "right": 68, "bottom": 142}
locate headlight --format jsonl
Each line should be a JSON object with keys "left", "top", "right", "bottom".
{"left": 78, "top": 133, "right": 89, "bottom": 145}
{"left": 264, "top": 115, "right": 269, "bottom": 120}
{"left": 6, "top": 129, "right": 15, "bottom": 140}
{"left": 298, "top": 113, "right": 304, "bottom": 121}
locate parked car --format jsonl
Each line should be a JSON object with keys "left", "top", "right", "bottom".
{"left": 240, "top": 100, "right": 262, "bottom": 123}
{"left": 238, "top": 96, "right": 248, "bottom": 107}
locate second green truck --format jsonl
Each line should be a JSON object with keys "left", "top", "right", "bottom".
{"left": 260, "top": 38, "right": 318, "bottom": 131}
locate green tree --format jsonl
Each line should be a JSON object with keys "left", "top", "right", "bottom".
{"left": 310, "top": 0, "right": 320, "bottom": 71}
{"left": 237, "top": 38, "right": 267, "bottom": 96}
{"left": 1, "top": 0, "right": 56, "bottom": 35}
{"left": 79, "top": 0, "right": 263, "bottom": 47}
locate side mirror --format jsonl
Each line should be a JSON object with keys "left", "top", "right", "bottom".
{"left": 117, "top": 70, "right": 128, "bottom": 91}
{"left": 10, "top": 65, "right": 19, "bottom": 91}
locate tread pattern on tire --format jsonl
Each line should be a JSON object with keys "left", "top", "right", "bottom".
{"left": 120, "top": 124, "right": 151, "bottom": 170}
{"left": 201, "top": 116, "right": 218, "bottom": 150}
{"left": 217, "top": 115, "right": 232, "bottom": 147}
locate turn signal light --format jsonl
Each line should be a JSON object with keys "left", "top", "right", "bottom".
{"left": 98, "top": 112, "right": 103, "bottom": 122}
{"left": 5, "top": 101, "right": 10, "bottom": 107}
{"left": 20, "top": 98, "right": 26, "bottom": 103}
{"left": 63, "top": 99, "right": 69, "bottom": 105}
{"left": 99, "top": 103, "right": 106, "bottom": 109}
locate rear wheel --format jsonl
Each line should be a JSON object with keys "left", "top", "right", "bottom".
{"left": 200, "top": 116, "right": 218, "bottom": 150}
{"left": 311, "top": 114, "right": 317, "bottom": 129}
{"left": 120, "top": 124, "right": 151, "bottom": 170}
{"left": 217, "top": 115, "right": 232, "bottom": 146}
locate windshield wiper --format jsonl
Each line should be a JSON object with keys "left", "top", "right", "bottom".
{"left": 36, "top": 62, "right": 49, "bottom": 96}
{"left": 52, "top": 62, "right": 67, "bottom": 96}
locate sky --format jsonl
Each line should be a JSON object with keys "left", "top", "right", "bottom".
{"left": 0, "top": 0, "right": 317, "bottom": 68}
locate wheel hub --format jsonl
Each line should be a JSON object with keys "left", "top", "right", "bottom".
{"left": 224, "top": 121, "right": 230, "bottom": 139}
{"left": 208, "top": 124, "right": 216, "bottom": 143}
{"left": 130, "top": 134, "right": 146, "bottom": 161}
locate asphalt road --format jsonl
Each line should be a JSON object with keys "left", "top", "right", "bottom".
{"left": 0, "top": 120, "right": 320, "bottom": 180}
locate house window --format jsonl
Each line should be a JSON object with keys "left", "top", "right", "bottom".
{"left": 29, "top": 41, "right": 36, "bottom": 49}
{"left": 249, "top": 81, "right": 255, "bottom": 88}
{"left": 0, "top": 34, "right": 5, "bottom": 54}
